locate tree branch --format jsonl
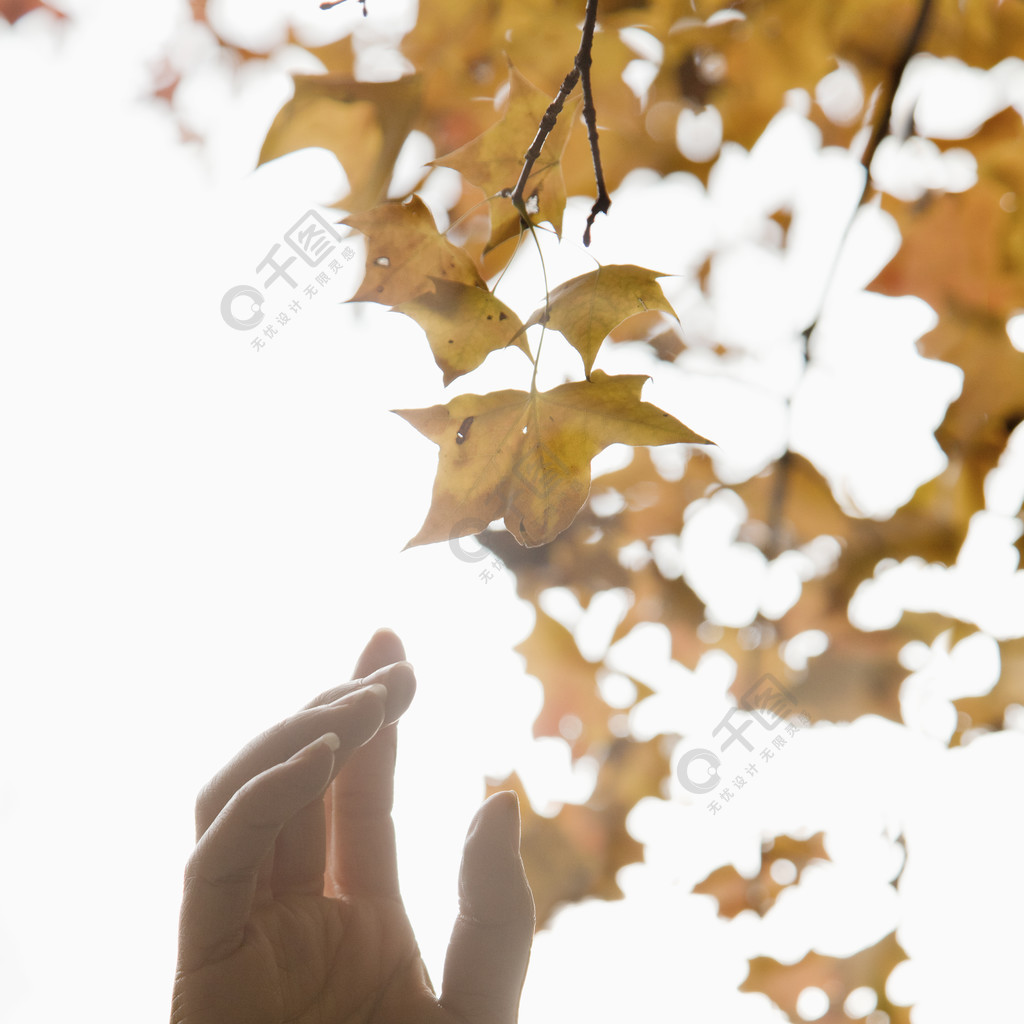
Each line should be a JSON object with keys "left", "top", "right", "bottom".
{"left": 771, "top": 0, "right": 932, "bottom": 559}
{"left": 858, "top": 0, "right": 933, "bottom": 199}
{"left": 319, "top": 0, "right": 367, "bottom": 15}
{"left": 799, "top": 0, "right": 933, "bottom": 361}
{"left": 508, "top": 0, "right": 610, "bottom": 246}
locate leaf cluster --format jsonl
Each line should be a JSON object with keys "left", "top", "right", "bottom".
{"left": 337, "top": 78, "right": 711, "bottom": 548}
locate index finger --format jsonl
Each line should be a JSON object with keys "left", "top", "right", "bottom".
{"left": 195, "top": 629, "right": 412, "bottom": 839}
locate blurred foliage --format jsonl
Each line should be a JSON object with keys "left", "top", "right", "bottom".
{"left": 154, "top": 0, "right": 1024, "bottom": 1018}
{"left": 0, "top": 0, "right": 64, "bottom": 22}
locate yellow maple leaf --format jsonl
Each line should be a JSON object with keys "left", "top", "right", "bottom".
{"left": 432, "top": 65, "right": 579, "bottom": 251}
{"left": 392, "top": 279, "right": 531, "bottom": 385}
{"left": 525, "top": 264, "right": 679, "bottom": 377}
{"left": 259, "top": 74, "right": 422, "bottom": 212}
{"left": 394, "top": 370, "right": 711, "bottom": 548}
{"left": 343, "top": 195, "right": 484, "bottom": 305}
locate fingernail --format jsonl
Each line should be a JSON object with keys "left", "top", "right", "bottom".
{"left": 290, "top": 731, "right": 340, "bottom": 765}
{"left": 364, "top": 682, "right": 388, "bottom": 703}
{"left": 493, "top": 790, "right": 522, "bottom": 850}
{"left": 374, "top": 660, "right": 413, "bottom": 680}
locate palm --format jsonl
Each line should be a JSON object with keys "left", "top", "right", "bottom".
{"left": 185, "top": 893, "right": 434, "bottom": 1023}
{"left": 172, "top": 630, "right": 534, "bottom": 1024}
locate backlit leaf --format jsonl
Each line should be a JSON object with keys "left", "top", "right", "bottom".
{"left": 694, "top": 833, "right": 830, "bottom": 919}
{"left": 394, "top": 370, "right": 711, "bottom": 548}
{"left": 487, "top": 735, "right": 669, "bottom": 928}
{"left": 516, "top": 608, "right": 613, "bottom": 758}
{"left": 392, "top": 279, "right": 530, "bottom": 385}
{"left": 343, "top": 196, "right": 484, "bottom": 305}
{"left": 742, "top": 931, "right": 912, "bottom": 1024}
{"left": 433, "top": 65, "right": 579, "bottom": 251}
{"left": 259, "top": 74, "right": 423, "bottom": 212}
{"left": 526, "top": 264, "right": 678, "bottom": 377}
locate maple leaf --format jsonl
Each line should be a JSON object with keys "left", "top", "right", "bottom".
{"left": 486, "top": 735, "right": 669, "bottom": 928}
{"left": 259, "top": 74, "right": 423, "bottom": 212}
{"left": 394, "top": 370, "right": 711, "bottom": 548}
{"left": 694, "top": 833, "right": 830, "bottom": 919}
{"left": 343, "top": 196, "right": 484, "bottom": 305}
{"left": 525, "top": 264, "right": 679, "bottom": 377}
{"left": 743, "top": 931, "right": 912, "bottom": 1024}
{"left": 518, "top": 608, "right": 615, "bottom": 758}
{"left": 392, "top": 279, "right": 531, "bottom": 385}
{"left": 433, "top": 65, "right": 579, "bottom": 252}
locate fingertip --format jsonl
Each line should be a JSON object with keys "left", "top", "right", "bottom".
{"left": 380, "top": 660, "right": 416, "bottom": 723}
{"left": 358, "top": 627, "right": 406, "bottom": 670}
{"left": 480, "top": 790, "right": 521, "bottom": 849}
{"left": 459, "top": 791, "right": 533, "bottom": 920}
{"left": 441, "top": 794, "right": 535, "bottom": 1024}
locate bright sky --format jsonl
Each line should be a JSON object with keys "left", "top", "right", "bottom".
{"left": 2, "top": 2, "right": 1024, "bottom": 1023}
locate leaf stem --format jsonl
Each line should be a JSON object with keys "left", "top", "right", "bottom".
{"left": 526, "top": 219, "right": 551, "bottom": 393}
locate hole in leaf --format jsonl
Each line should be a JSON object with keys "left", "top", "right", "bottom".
{"left": 769, "top": 858, "right": 797, "bottom": 886}
{"left": 456, "top": 416, "right": 474, "bottom": 444}
{"left": 843, "top": 987, "right": 877, "bottom": 1018}
{"left": 795, "top": 987, "right": 829, "bottom": 1021}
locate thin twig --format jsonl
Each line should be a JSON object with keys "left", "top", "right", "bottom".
{"left": 319, "top": 0, "right": 367, "bottom": 15}
{"left": 799, "top": 0, "right": 933, "bottom": 361}
{"left": 769, "top": 0, "right": 932, "bottom": 558}
{"left": 858, "top": 0, "right": 933, "bottom": 201}
{"left": 577, "top": 0, "right": 610, "bottom": 245}
{"left": 507, "top": 65, "right": 581, "bottom": 206}
{"left": 508, "top": 0, "right": 610, "bottom": 246}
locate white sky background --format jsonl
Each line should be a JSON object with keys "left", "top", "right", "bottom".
{"left": 2, "top": 2, "right": 1024, "bottom": 1022}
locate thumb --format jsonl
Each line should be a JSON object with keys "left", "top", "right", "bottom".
{"left": 440, "top": 791, "right": 535, "bottom": 1024}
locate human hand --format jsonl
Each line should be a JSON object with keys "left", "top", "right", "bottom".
{"left": 171, "top": 628, "right": 535, "bottom": 1024}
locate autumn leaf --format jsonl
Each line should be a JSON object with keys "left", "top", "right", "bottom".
{"left": 487, "top": 735, "right": 669, "bottom": 928}
{"left": 694, "top": 833, "right": 830, "bottom": 919}
{"left": 871, "top": 110, "right": 1024, "bottom": 470}
{"left": 525, "top": 264, "right": 679, "bottom": 377}
{"left": 343, "top": 195, "right": 484, "bottom": 305}
{"left": 517, "top": 608, "right": 614, "bottom": 757}
{"left": 394, "top": 370, "right": 712, "bottom": 548}
{"left": 433, "top": 65, "right": 579, "bottom": 252}
{"left": 742, "top": 931, "right": 911, "bottom": 1024}
{"left": 392, "top": 278, "right": 530, "bottom": 385}
{"left": 259, "top": 74, "right": 423, "bottom": 212}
